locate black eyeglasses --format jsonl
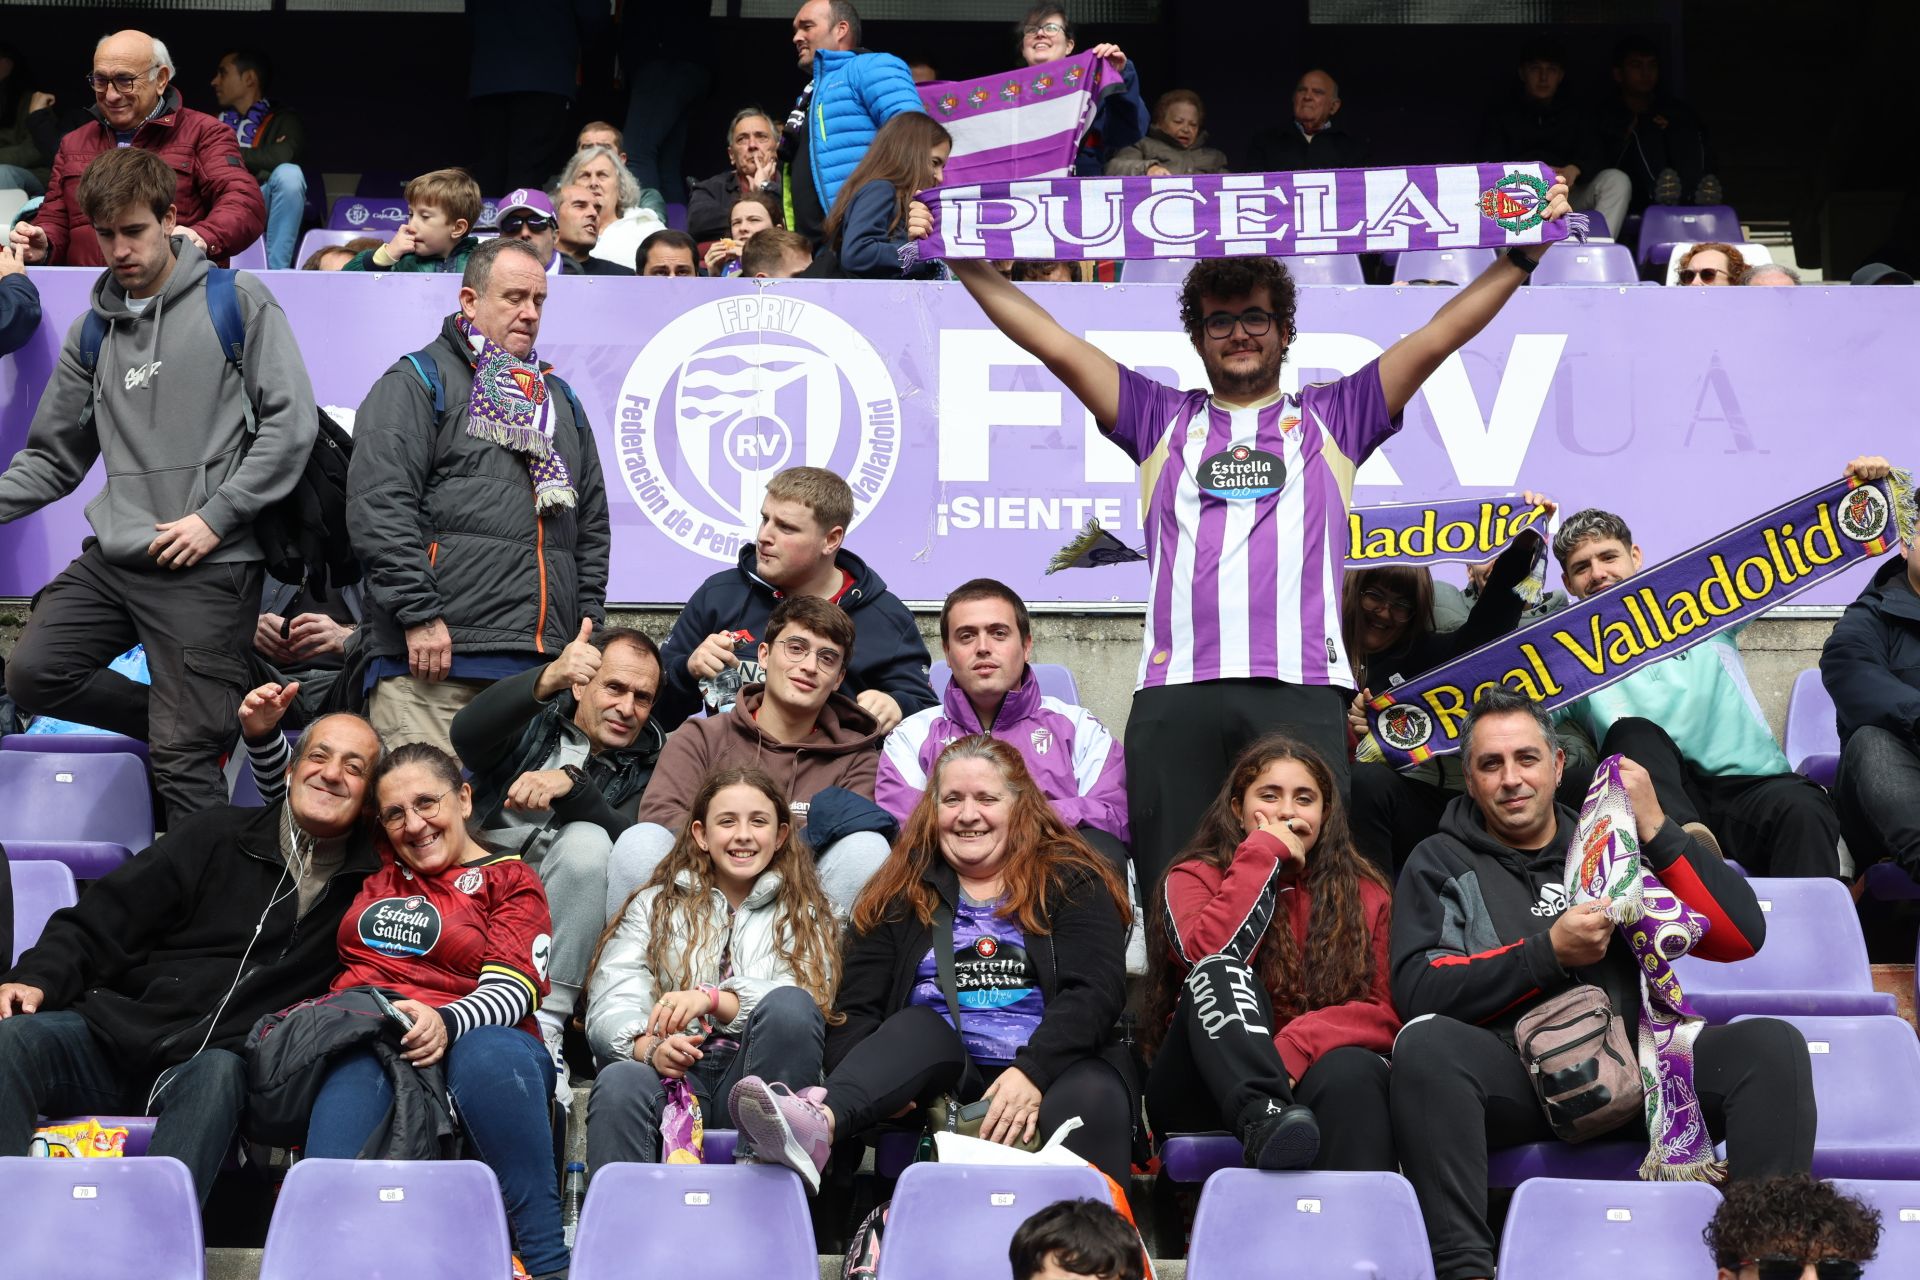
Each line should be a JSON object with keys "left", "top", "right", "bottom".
{"left": 1740, "top": 1259, "right": 1865, "bottom": 1280}
{"left": 1678, "top": 267, "right": 1729, "bottom": 284}
{"left": 1201, "top": 307, "right": 1276, "bottom": 340}
{"left": 501, "top": 214, "right": 555, "bottom": 235}
{"left": 1022, "top": 20, "right": 1066, "bottom": 36}
{"left": 85, "top": 67, "right": 159, "bottom": 94}
{"left": 1360, "top": 587, "right": 1415, "bottom": 622}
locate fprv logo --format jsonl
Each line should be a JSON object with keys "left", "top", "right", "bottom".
{"left": 615, "top": 294, "right": 902, "bottom": 561}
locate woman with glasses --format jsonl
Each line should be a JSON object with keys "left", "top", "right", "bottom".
{"left": 1016, "top": 4, "right": 1147, "bottom": 176}
{"left": 1674, "top": 241, "right": 1746, "bottom": 286}
{"left": 1342, "top": 493, "right": 1555, "bottom": 876}
{"left": 301, "top": 741, "right": 569, "bottom": 1280}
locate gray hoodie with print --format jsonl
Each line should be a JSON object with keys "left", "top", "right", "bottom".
{"left": 0, "top": 237, "right": 317, "bottom": 567}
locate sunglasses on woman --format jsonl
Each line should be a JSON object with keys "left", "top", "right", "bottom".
{"left": 1678, "top": 267, "right": 1728, "bottom": 284}
{"left": 1738, "top": 1258, "right": 1865, "bottom": 1280}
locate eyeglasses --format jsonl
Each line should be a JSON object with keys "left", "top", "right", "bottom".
{"left": 1360, "top": 587, "right": 1415, "bottom": 621}
{"left": 85, "top": 66, "right": 160, "bottom": 95}
{"left": 774, "top": 635, "right": 843, "bottom": 672}
{"left": 377, "top": 786, "right": 456, "bottom": 831}
{"left": 500, "top": 214, "right": 555, "bottom": 235}
{"left": 1022, "top": 21, "right": 1066, "bottom": 36}
{"left": 1740, "top": 1258, "right": 1865, "bottom": 1280}
{"left": 1201, "top": 307, "right": 1276, "bottom": 340}
{"left": 1678, "top": 267, "right": 1728, "bottom": 284}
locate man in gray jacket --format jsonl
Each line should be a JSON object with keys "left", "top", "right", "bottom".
{"left": 0, "top": 147, "right": 315, "bottom": 823}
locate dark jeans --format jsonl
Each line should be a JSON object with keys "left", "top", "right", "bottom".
{"left": 1145, "top": 955, "right": 1394, "bottom": 1171}
{"left": 824, "top": 1004, "right": 1133, "bottom": 1186}
{"left": 306, "top": 1025, "right": 565, "bottom": 1276}
{"left": 620, "top": 56, "right": 709, "bottom": 205}
{"left": 1125, "top": 679, "right": 1350, "bottom": 895}
{"left": 1076, "top": 825, "right": 1131, "bottom": 879}
{"left": 1350, "top": 762, "right": 1454, "bottom": 881}
{"left": 6, "top": 543, "right": 260, "bottom": 825}
{"left": 1391, "top": 1014, "right": 1815, "bottom": 1280}
{"left": 469, "top": 92, "right": 572, "bottom": 195}
{"left": 0, "top": 1010, "right": 245, "bottom": 1205}
{"left": 1837, "top": 726, "right": 1920, "bottom": 880}
{"left": 1600, "top": 717, "right": 1841, "bottom": 877}
{"left": 587, "top": 985, "right": 824, "bottom": 1168}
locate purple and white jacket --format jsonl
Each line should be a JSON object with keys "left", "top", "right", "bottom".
{"left": 875, "top": 668, "right": 1128, "bottom": 843}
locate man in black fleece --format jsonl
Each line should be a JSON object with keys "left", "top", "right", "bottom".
{"left": 0, "top": 712, "right": 382, "bottom": 1205}
{"left": 1389, "top": 686, "right": 1815, "bottom": 1280}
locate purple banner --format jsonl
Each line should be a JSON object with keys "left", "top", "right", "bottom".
{"left": 1, "top": 270, "right": 1911, "bottom": 607}
{"left": 1349, "top": 495, "right": 1551, "bottom": 567}
{"left": 919, "top": 52, "right": 1122, "bottom": 188}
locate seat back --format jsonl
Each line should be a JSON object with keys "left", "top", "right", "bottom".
{"left": 927, "top": 662, "right": 1081, "bottom": 707}
{"left": 1120, "top": 258, "right": 1197, "bottom": 285}
{"left": 1285, "top": 253, "right": 1365, "bottom": 286}
{"left": 1670, "top": 877, "right": 1892, "bottom": 1021}
{"left": 1392, "top": 247, "right": 1494, "bottom": 286}
{"left": 1, "top": 732, "right": 149, "bottom": 760}
{"left": 1733, "top": 1014, "right": 1920, "bottom": 1179}
{"left": 0, "top": 1154, "right": 204, "bottom": 1279}
{"left": 1784, "top": 667, "right": 1842, "bottom": 785}
{"left": 258, "top": 1158, "right": 512, "bottom": 1279}
{"left": 0, "top": 751, "right": 154, "bottom": 877}
{"left": 1187, "top": 1169, "right": 1434, "bottom": 1279}
{"left": 293, "top": 228, "right": 368, "bottom": 266}
{"left": 879, "top": 1163, "right": 1110, "bottom": 1280}
{"left": 1832, "top": 1179, "right": 1920, "bottom": 1278}
{"left": 572, "top": 1164, "right": 815, "bottom": 1280}
{"left": 11, "top": 859, "right": 78, "bottom": 962}
{"left": 1497, "top": 1178, "right": 1722, "bottom": 1279}
{"left": 1636, "top": 204, "right": 1741, "bottom": 265}
{"left": 1530, "top": 243, "right": 1639, "bottom": 286}
{"left": 327, "top": 195, "right": 409, "bottom": 233}
{"left": 229, "top": 237, "right": 269, "bottom": 270}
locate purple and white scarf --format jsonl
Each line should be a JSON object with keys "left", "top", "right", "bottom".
{"left": 456, "top": 315, "right": 575, "bottom": 513}
{"left": 903, "top": 161, "right": 1583, "bottom": 266}
{"left": 220, "top": 98, "right": 272, "bottom": 149}
{"left": 1568, "top": 756, "right": 1721, "bottom": 1182}
{"left": 919, "top": 52, "right": 1124, "bottom": 189}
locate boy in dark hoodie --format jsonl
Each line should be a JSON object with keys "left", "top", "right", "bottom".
{"left": 342, "top": 166, "right": 482, "bottom": 273}
{"left": 610, "top": 594, "right": 887, "bottom": 915}
{"left": 655, "top": 464, "right": 934, "bottom": 732}
{"left": 1388, "top": 685, "right": 1816, "bottom": 1280}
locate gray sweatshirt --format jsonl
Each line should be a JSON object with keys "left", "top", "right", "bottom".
{"left": 0, "top": 238, "right": 317, "bottom": 567}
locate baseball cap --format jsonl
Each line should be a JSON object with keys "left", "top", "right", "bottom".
{"left": 499, "top": 188, "right": 556, "bottom": 220}
{"left": 1851, "top": 262, "right": 1915, "bottom": 286}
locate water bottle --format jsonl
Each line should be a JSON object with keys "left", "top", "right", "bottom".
{"left": 562, "top": 1161, "right": 586, "bottom": 1247}
{"left": 697, "top": 631, "right": 758, "bottom": 714}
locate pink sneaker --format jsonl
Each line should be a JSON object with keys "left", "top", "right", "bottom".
{"left": 729, "top": 1076, "right": 832, "bottom": 1194}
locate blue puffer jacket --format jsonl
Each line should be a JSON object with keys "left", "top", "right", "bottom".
{"left": 808, "top": 47, "right": 925, "bottom": 216}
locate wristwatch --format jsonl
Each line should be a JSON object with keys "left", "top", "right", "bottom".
{"left": 1505, "top": 246, "right": 1540, "bottom": 275}
{"left": 560, "top": 764, "right": 589, "bottom": 797}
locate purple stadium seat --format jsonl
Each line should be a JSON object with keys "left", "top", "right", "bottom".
{"left": 1831, "top": 1179, "right": 1920, "bottom": 1279}
{"left": 230, "top": 238, "right": 269, "bottom": 270}
{"left": 328, "top": 195, "right": 408, "bottom": 233}
{"left": 0, "top": 1153, "right": 204, "bottom": 1279}
{"left": 1287, "top": 253, "right": 1366, "bottom": 286}
{"left": 2, "top": 732, "right": 149, "bottom": 760}
{"left": 1120, "top": 258, "right": 1198, "bottom": 285}
{"left": 1162, "top": 1130, "right": 1649, "bottom": 1188}
{"left": 703, "top": 1129, "right": 739, "bottom": 1163}
{"left": 0, "top": 751, "right": 154, "bottom": 878}
{"left": 1158, "top": 1133, "right": 1237, "bottom": 1183}
{"left": 927, "top": 661, "right": 1080, "bottom": 705}
{"left": 259, "top": 1158, "right": 511, "bottom": 1279}
{"left": 1496, "top": 1177, "right": 1722, "bottom": 1279}
{"left": 1187, "top": 1169, "right": 1434, "bottom": 1279}
{"left": 875, "top": 1128, "right": 919, "bottom": 1178}
{"left": 11, "top": 858, "right": 77, "bottom": 963}
{"left": 1732, "top": 1014, "right": 1920, "bottom": 1178}
{"left": 1393, "top": 247, "right": 1495, "bottom": 286}
{"left": 1580, "top": 210, "right": 1613, "bottom": 242}
{"left": 879, "top": 1162, "right": 1110, "bottom": 1280}
{"left": 666, "top": 201, "right": 688, "bottom": 231}
{"left": 1670, "top": 877, "right": 1895, "bottom": 1021}
{"left": 572, "top": 1163, "right": 815, "bottom": 1280}
{"left": 1784, "top": 668, "right": 1841, "bottom": 786}
{"left": 1636, "top": 204, "right": 1741, "bottom": 269}
{"left": 1530, "top": 243, "right": 1639, "bottom": 286}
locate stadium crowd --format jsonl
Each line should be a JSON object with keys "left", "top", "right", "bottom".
{"left": 0, "top": 6, "right": 1912, "bottom": 1280}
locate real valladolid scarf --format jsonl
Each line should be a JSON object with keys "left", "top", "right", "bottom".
{"left": 457, "top": 315, "right": 575, "bottom": 513}
{"left": 1568, "top": 755, "right": 1719, "bottom": 1181}
{"left": 903, "top": 161, "right": 1584, "bottom": 266}
{"left": 919, "top": 52, "right": 1125, "bottom": 190}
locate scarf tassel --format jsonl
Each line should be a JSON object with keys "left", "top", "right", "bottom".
{"left": 1641, "top": 1153, "right": 1727, "bottom": 1183}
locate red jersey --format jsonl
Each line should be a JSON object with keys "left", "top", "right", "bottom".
{"left": 333, "top": 850, "right": 552, "bottom": 1038}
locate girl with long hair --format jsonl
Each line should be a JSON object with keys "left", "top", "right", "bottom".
{"left": 726, "top": 735, "right": 1136, "bottom": 1191}
{"left": 584, "top": 767, "right": 840, "bottom": 1167}
{"left": 822, "top": 111, "right": 951, "bottom": 279}
{"left": 1143, "top": 735, "right": 1398, "bottom": 1172}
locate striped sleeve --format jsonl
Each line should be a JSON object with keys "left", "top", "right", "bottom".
{"left": 435, "top": 971, "right": 537, "bottom": 1040}
{"left": 248, "top": 733, "right": 292, "bottom": 804}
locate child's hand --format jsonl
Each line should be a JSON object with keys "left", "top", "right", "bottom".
{"left": 1145, "top": 163, "right": 1171, "bottom": 177}
{"left": 906, "top": 199, "right": 933, "bottom": 240}
{"left": 386, "top": 224, "right": 418, "bottom": 259}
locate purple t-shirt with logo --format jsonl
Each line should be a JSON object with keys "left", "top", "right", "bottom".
{"left": 911, "top": 896, "right": 1045, "bottom": 1065}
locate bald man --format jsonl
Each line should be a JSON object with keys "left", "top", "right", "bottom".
{"left": 10, "top": 29, "right": 265, "bottom": 267}
{"left": 1247, "top": 69, "right": 1369, "bottom": 173}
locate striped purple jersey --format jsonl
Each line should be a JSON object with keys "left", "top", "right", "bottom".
{"left": 1108, "top": 361, "right": 1401, "bottom": 690}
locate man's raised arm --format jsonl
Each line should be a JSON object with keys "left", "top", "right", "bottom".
{"left": 949, "top": 258, "right": 1122, "bottom": 429}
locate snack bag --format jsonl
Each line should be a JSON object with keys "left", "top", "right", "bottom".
{"left": 30, "top": 1119, "right": 130, "bottom": 1158}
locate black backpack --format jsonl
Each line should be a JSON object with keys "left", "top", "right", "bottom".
{"left": 78, "top": 268, "right": 361, "bottom": 599}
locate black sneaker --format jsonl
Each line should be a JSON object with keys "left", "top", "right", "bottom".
{"left": 1240, "top": 1101, "right": 1320, "bottom": 1171}
{"left": 1692, "top": 173, "right": 1723, "bottom": 206}
{"left": 1654, "top": 167, "right": 1683, "bottom": 206}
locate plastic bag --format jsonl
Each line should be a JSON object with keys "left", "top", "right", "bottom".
{"left": 31, "top": 1119, "right": 129, "bottom": 1158}
{"left": 24, "top": 645, "right": 150, "bottom": 735}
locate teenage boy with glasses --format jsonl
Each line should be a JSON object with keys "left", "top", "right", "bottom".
{"left": 949, "top": 192, "right": 1573, "bottom": 886}
{"left": 1706, "top": 1174, "right": 1880, "bottom": 1280}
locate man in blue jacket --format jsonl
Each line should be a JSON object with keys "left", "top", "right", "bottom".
{"left": 782, "top": 1, "right": 923, "bottom": 243}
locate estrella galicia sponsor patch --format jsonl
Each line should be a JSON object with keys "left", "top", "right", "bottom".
{"left": 1377, "top": 704, "right": 1435, "bottom": 752}
{"left": 1196, "top": 444, "right": 1284, "bottom": 500}
{"left": 357, "top": 896, "right": 443, "bottom": 957}
{"left": 954, "top": 937, "right": 1036, "bottom": 1010}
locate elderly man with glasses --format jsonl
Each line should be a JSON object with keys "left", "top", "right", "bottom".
{"left": 9, "top": 29, "right": 264, "bottom": 267}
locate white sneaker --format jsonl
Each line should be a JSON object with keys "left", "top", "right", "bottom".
{"left": 541, "top": 1021, "right": 572, "bottom": 1111}
{"left": 1124, "top": 861, "right": 1148, "bottom": 977}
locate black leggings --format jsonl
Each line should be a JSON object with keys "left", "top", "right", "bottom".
{"left": 1391, "top": 1014, "right": 1816, "bottom": 1280}
{"left": 823, "top": 1005, "right": 1134, "bottom": 1186}
{"left": 1144, "top": 955, "right": 1395, "bottom": 1171}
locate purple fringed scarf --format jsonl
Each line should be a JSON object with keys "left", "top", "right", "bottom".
{"left": 1568, "top": 755, "right": 1723, "bottom": 1182}
{"left": 457, "top": 315, "right": 575, "bottom": 513}
{"left": 902, "top": 161, "right": 1585, "bottom": 266}
{"left": 220, "top": 98, "right": 272, "bottom": 149}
